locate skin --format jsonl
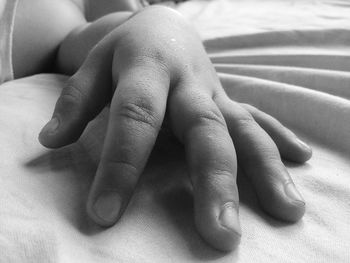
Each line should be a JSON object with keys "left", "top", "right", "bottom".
{"left": 11, "top": 1, "right": 312, "bottom": 252}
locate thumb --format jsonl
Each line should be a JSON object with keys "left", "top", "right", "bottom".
{"left": 39, "top": 43, "right": 114, "bottom": 148}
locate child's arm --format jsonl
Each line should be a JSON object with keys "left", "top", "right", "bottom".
{"left": 12, "top": 0, "right": 86, "bottom": 78}
{"left": 56, "top": 11, "right": 133, "bottom": 75}
{"left": 12, "top": 0, "right": 134, "bottom": 78}
{"left": 36, "top": 6, "right": 311, "bottom": 251}
{"left": 83, "top": 0, "right": 142, "bottom": 20}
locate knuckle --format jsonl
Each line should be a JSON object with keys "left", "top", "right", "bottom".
{"left": 116, "top": 47, "right": 170, "bottom": 79}
{"left": 194, "top": 167, "right": 236, "bottom": 194}
{"left": 235, "top": 111, "right": 256, "bottom": 128}
{"left": 220, "top": 99, "right": 257, "bottom": 129}
{"left": 209, "top": 168, "right": 235, "bottom": 184}
{"left": 265, "top": 115, "right": 285, "bottom": 132}
{"left": 60, "top": 85, "right": 85, "bottom": 105}
{"left": 58, "top": 84, "right": 95, "bottom": 118}
{"left": 197, "top": 109, "right": 227, "bottom": 129}
{"left": 241, "top": 147, "right": 281, "bottom": 176}
{"left": 134, "top": 53, "right": 169, "bottom": 77}
{"left": 118, "top": 100, "right": 161, "bottom": 131}
{"left": 241, "top": 103, "right": 282, "bottom": 128}
{"left": 57, "top": 85, "right": 85, "bottom": 111}
{"left": 240, "top": 103, "right": 256, "bottom": 112}
{"left": 262, "top": 112, "right": 277, "bottom": 123}
{"left": 104, "top": 158, "right": 138, "bottom": 175}
{"left": 101, "top": 159, "right": 139, "bottom": 190}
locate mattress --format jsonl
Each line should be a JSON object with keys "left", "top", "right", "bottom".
{"left": 0, "top": 0, "right": 349, "bottom": 262}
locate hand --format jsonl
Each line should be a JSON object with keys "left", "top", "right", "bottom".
{"left": 39, "top": 6, "right": 312, "bottom": 251}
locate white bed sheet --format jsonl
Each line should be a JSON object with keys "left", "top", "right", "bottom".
{"left": 1, "top": 0, "right": 350, "bottom": 262}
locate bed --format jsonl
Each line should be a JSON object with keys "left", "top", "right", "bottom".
{"left": 0, "top": 0, "right": 349, "bottom": 262}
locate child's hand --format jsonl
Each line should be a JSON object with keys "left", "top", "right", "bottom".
{"left": 39, "top": 6, "right": 312, "bottom": 251}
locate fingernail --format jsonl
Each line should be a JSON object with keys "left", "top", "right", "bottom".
{"left": 296, "top": 138, "right": 311, "bottom": 152}
{"left": 93, "top": 191, "right": 122, "bottom": 224}
{"left": 40, "top": 117, "right": 59, "bottom": 135}
{"left": 219, "top": 203, "right": 241, "bottom": 236}
{"left": 284, "top": 182, "right": 305, "bottom": 205}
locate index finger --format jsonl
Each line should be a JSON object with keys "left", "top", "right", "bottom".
{"left": 86, "top": 62, "right": 170, "bottom": 226}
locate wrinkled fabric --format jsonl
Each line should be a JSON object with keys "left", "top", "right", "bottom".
{"left": 0, "top": 0, "right": 350, "bottom": 262}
